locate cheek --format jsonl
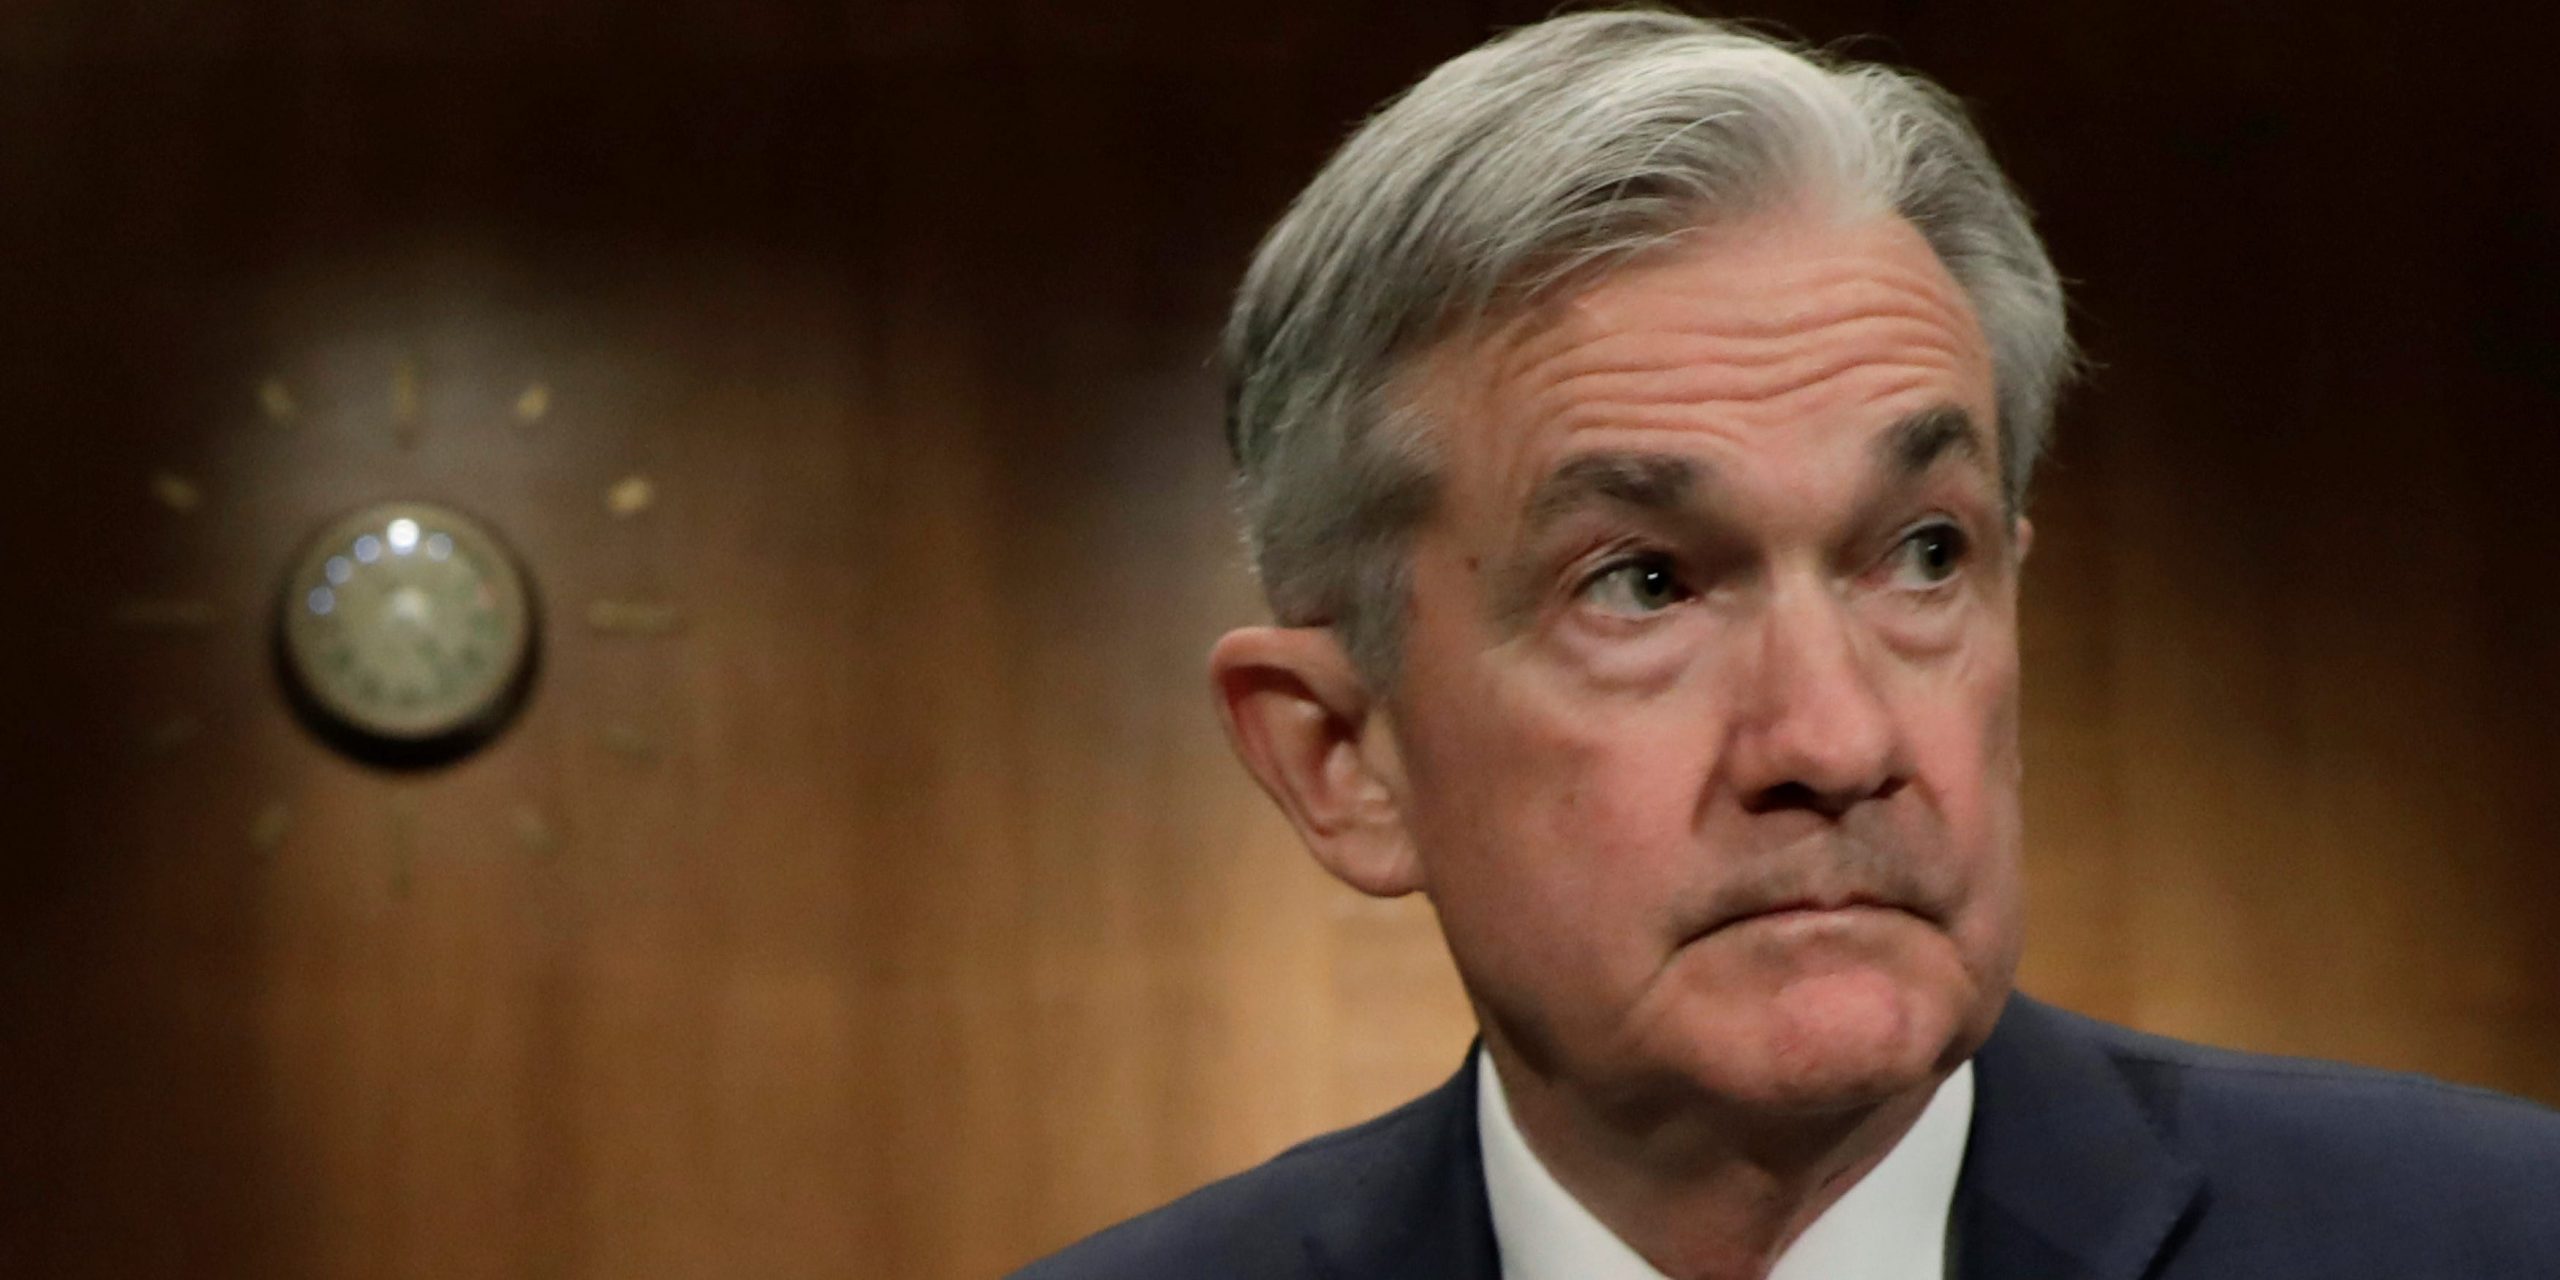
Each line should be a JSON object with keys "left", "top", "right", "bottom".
{"left": 1411, "top": 695, "right": 1700, "bottom": 885}
{"left": 1397, "top": 675, "right": 1710, "bottom": 970}
{"left": 1397, "top": 551, "right": 1706, "bottom": 875}
{"left": 1906, "top": 613, "right": 2022, "bottom": 807}
{"left": 1899, "top": 634, "right": 2025, "bottom": 966}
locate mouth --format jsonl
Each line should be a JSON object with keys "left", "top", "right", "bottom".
{"left": 1688, "top": 893, "right": 1927, "bottom": 942}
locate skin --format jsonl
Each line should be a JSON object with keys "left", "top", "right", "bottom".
{"left": 1212, "top": 205, "right": 2029, "bottom": 1280}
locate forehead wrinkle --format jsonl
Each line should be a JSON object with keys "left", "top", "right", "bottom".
{"left": 1532, "top": 316, "right": 1980, "bottom": 402}
{"left": 1440, "top": 228, "right": 1986, "bottom": 438}
{"left": 1530, "top": 348, "right": 1979, "bottom": 462}
{"left": 1546, "top": 344, "right": 1977, "bottom": 432}
{"left": 1417, "top": 212, "right": 2000, "bottom": 561}
{"left": 1564, "top": 248, "right": 1983, "bottom": 344}
{"left": 1509, "top": 303, "right": 1987, "bottom": 434}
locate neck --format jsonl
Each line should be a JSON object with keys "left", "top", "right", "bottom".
{"left": 1484, "top": 1037, "right": 1945, "bottom": 1280}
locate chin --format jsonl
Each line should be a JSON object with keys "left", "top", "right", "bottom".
{"left": 1653, "top": 941, "right": 1981, "bottom": 1116}
{"left": 1734, "top": 969, "right": 1962, "bottom": 1112}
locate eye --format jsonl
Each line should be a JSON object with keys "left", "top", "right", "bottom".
{"left": 1884, "top": 520, "right": 1969, "bottom": 590}
{"left": 1579, "top": 551, "right": 1693, "bottom": 616}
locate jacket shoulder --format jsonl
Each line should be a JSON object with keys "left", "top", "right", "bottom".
{"left": 2073, "top": 1008, "right": 2560, "bottom": 1157}
{"left": 2052, "top": 1004, "right": 2560, "bottom": 1264}
{"left": 1005, "top": 1086, "right": 1455, "bottom": 1280}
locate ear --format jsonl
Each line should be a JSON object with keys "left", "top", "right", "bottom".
{"left": 1208, "top": 626, "right": 1423, "bottom": 898}
{"left": 2012, "top": 515, "right": 2035, "bottom": 563}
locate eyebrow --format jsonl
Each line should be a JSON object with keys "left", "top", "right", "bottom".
{"left": 1521, "top": 451, "right": 1704, "bottom": 537}
{"left": 1875, "top": 404, "right": 1990, "bottom": 480}
{"left": 1516, "top": 404, "right": 1986, "bottom": 535}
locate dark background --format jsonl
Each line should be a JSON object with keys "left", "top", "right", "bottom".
{"left": 3, "top": 2, "right": 2554, "bottom": 1275}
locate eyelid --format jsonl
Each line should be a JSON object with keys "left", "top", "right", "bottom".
{"left": 1573, "top": 543, "right": 1664, "bottom": 592}
{"left": 1568, "top": 542, "right": 1693, "bottom": 616}
{"left": 1560, "top": 531, "right": 1657, "bottom": 585}
{"left": 1877, "top": 515, "right": 1971, "bottom": 589}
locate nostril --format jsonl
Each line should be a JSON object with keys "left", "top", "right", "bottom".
{"left": 1744, "top": 774, "right": 1903, "bottom": 817}
{"left": 1744, "top": 780, "right": 1824, "bottom": 816}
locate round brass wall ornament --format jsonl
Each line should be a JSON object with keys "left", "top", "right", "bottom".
{"left": 274, "top": 501, "right": 538, "bottom": 766}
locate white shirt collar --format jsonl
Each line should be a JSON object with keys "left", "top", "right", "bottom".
{"left": 1476, "top": 1051, "right": 1975, "bottom": 1280}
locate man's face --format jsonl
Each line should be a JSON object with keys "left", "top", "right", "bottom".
{"left": 1387, "top": 209, "right": 2025, "bottom": 1118}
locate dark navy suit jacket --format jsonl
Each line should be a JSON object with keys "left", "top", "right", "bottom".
{"left": 1010, "top": 996, "right": 2560, "bottom": 1278}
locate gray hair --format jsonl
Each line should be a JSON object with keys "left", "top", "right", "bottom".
{"left": 1222, "top": 8, "right": 2072, "bottom": 686}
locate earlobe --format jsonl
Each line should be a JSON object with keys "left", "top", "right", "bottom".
{"left": 1208, "top": 627, "right": 1424, "bottom": 898}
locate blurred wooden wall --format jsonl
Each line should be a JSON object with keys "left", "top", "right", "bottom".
{"left": 0, "top": 2, "right": 2552, "bottom": 1277}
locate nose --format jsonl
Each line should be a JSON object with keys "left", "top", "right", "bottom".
{"left": 1726, "top": 580, "right": 1907, "bottom": 818}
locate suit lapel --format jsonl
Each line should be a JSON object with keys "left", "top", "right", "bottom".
{"left": 1304, "top": 1001, "right": 2201, "bottom": 1280}
{"left": 1301, "top": 1053, "right": 1501, "bottom": 1280}
{"left": 1952, "top": 996, "right": 2204, "bottom": 1280}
